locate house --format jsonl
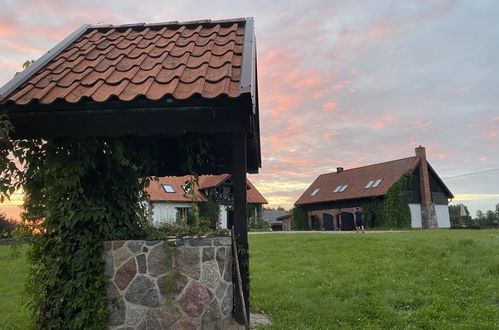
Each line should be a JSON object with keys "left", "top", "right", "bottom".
{"left": 294, "top": 146, "right": 454, "bottom": 230}
{"left": 261, "top": 209, "right": 291, "bottom": 231}
{"left": 146, "top": 174, "right": 267, "bottom": 228}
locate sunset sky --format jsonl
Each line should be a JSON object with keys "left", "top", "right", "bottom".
{"left": 1, "top": 0, "right": 498, "bottom": 219}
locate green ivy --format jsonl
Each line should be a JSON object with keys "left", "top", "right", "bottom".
{"left": 362, "top": 172, "right": 412, "bottom": 229}
{"left": 291, "top": 206, "right": 309, "bottom": 230}
{"left": 16, "top": 137, "right": 154, "bottom": 329}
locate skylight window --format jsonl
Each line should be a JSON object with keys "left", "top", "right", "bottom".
{"left": 372, "top": 178, "right": 383, "bottom": 188}
{"left": 181, "top": 185, "right": 192, "bottom": 194}
{"left": 333, "top": 184, "right": 348, "bottom": 193}
{"left": 311, "top": 188, "right": 320, "bottom": 196}
{"left": 365, "top": 180, "right": 375, "bottom": 188}
{"left": 162, "top": 184, "right": 175, "bottom": 193}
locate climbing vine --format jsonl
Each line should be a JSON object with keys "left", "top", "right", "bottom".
{"left": 16, "top": 137, "right": 155, "bottom": 329}
{"left": 362, "top": 172, "right": 412, "bottom": 229}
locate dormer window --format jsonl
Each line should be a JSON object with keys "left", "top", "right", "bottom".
{"left": 311, "top": 188, "right": 320, "bottom": 196}
{"left": 162, "top": 184, "right": 175, "bottom": 193}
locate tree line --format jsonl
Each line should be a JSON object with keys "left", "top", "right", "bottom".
{"left": 449, "top": 203, "right": 499, "bottom": 228}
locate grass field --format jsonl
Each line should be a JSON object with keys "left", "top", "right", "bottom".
{"left": 250, "top": 230, "right": 499, "bottom": 329}
{"left": 1, "top": 230, "right": 498, "bottom": 329}
{"left": 0, "top": 244, "right": 30, "bottom": 330}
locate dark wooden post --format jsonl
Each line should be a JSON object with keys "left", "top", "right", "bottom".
{"left": 232, "top": 133, "right": 249, "bottom": 324}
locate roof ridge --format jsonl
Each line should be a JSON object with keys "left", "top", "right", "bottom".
{"left": 89, "top": 18, "right": 247, "bottom": 30}
{"left": 320, "top": 156, "right": 417, "bottom": 176}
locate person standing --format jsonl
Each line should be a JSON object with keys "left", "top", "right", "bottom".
{"left": 354, "top": 207, "right": 365, "bottom": 233}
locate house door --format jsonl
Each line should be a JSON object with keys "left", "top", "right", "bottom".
{"left": 310, "top": 215, "right": 319, "bottom": 230}
{"left": 323, "top": 213, "right": 333, "bottom": 231}
{"left": 340, "top": 212, "right": 355, "bottom": 231}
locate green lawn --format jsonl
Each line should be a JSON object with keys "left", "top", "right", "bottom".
{"left": 0, "top": 244, "right": 30, "bottom": 330}
{"left": 250, "top": 230, "right": 499, "bottom": 329}
{"left": 1, "top": 231, "right": 498, "bottom": 329}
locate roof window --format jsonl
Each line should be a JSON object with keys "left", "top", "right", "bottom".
{"left": 311, "top": 188, "right": 320, "bottom": 196}
{"left": 372, "top": 178, "right": 383, "bottom": 188}
{"left": 365, "top": 180, "right": 375, "bottom": 188}
{"left": 334, "top": 184, "right": 348, "bottom": 193}
{"left": 162, "top": 184, "right": 175, "bottom": 193}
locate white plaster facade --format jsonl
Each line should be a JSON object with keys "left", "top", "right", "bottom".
{"left": 408, "top": 203, "right": 450, "bottom": 229}
{"left": 435, "top": 204, "right": 451, "bottom": 228}
{"left": 150, "top": 201, "right": 231, "bottom": 229}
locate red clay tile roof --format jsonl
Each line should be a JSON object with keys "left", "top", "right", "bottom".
{"left": 147, "top": 174, "right": 267, "bottom": 204}
{"left": 4, "top": 19, "right": 248, "bottom": 105}
{"left": 295, "top": 157, "right": 420, "bottom": 206}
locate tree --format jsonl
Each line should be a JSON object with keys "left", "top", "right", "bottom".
{"left": 0, "top": 211, "right": 17, "bottom": 237}
{"left": 449, "top": 203, "right": 471, "bottom": 227}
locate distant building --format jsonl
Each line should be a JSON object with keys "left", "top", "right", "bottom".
{"left": 146, "top": 174, "right": 267, "bottom": 229}
{"left": 294, "top": 146, "right": 453, "bottom": 230}
{"left": 262, "top": 209, "right": 291, "bottom": 231}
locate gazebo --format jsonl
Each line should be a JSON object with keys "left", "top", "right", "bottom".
{"left": 0, "top": 17, "right": 260, "bottom": 326}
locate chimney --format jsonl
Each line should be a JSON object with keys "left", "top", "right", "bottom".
{"left": 415, "top": 146, "right": 431, "bottom": 204}
{"left": 415, "top": 145, "right": 438, "bottom": 228}
{"left": 336, "top": 167, "right": 344, "bottom": 173}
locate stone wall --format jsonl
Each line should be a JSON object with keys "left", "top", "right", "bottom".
{"left": 102, "top": 237, "right": 241, "bottom": 329}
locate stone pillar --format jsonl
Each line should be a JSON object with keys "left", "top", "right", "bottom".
{"left": 102, "top": 238, "right": 242, "bottom": 329}
{"left": 415, "top": 146, "right": 438, "bottom": 228}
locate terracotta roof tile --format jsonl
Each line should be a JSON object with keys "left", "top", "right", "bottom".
{"left": 4, "top": 19, "right": 249, "bottom": 105}
{"left": 295, "top": 157, "right": 420, "bottom": 206}
{"left": 146, "top": 174, "right": 267, "bottom": 205}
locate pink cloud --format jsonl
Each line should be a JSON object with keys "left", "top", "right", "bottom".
{"left": 322, "top": 102, "right": 337, "bottom": 111}
{"left": 322, "top": 130, "right": 340, "bottom": 140}
{"left": 4, "top": 41, "right": 44, "bottom": 54}
{"left": 374, "top": 115, "right": 395, "bottom": 128}
{"left": 281, "top": 157, "right": 317, "bottom": 167}
{"left": 331, "top": 80, "right": 350, "bottom": 89}
{"left": 479, "top": 156, "right": 487, "bottom": 161}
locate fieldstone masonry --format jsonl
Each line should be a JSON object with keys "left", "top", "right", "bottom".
{"left": 102, "top": 237, "right": 242, "bottom": 329}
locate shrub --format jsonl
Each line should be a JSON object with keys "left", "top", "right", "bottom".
{"left": 291, "top": 207, "right": 309, "bottom": 230}
{"left": 0, "top": 212, "right": 17, "bottom": 237}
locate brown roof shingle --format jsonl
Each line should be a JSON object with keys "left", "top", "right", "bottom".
{"left": 4, "top": 19, "right": 247, "bottom": 105}
{"left": 295, "top": 157, "right": 420, "bottom": 206}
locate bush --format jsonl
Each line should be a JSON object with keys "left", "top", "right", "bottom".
{"left": 291, "top": 207, "right": 309, "bottom": 230}
{"left": 0, "top": 212, "right": 17, "bottom": 237}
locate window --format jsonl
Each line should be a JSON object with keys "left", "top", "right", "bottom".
{"left": 333, "top": 184, "right": 348, "bottom": 193}
{"left": 311, "top": 188, "right": 320, "bottom": 196}
{"left": 339, "top": 184, "right": 348, "bottom": 192}
{"left": 372, "top": 178, "right": 383, "bottom": 188}
{"left": 162, "top": 184, "right": 174, "bottom": 193}
{"left": 365, "top": 180, "right": 375, "bottom": 188}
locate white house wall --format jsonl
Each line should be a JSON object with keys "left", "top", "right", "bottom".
{"left": 219, "top": 205, "right": 229, "bottom": 229}
{"left": 408, "top": 204, "right": 422, "bottom": 228}
{"left": 150, "top": 201, "right": 191, "bottom": 225}
{"left": 435, "top": 204, "right": 451, "bottom": 228}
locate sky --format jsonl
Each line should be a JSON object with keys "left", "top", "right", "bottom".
{"left": 0, "top": 0, "right": 498, "bottom": 219}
